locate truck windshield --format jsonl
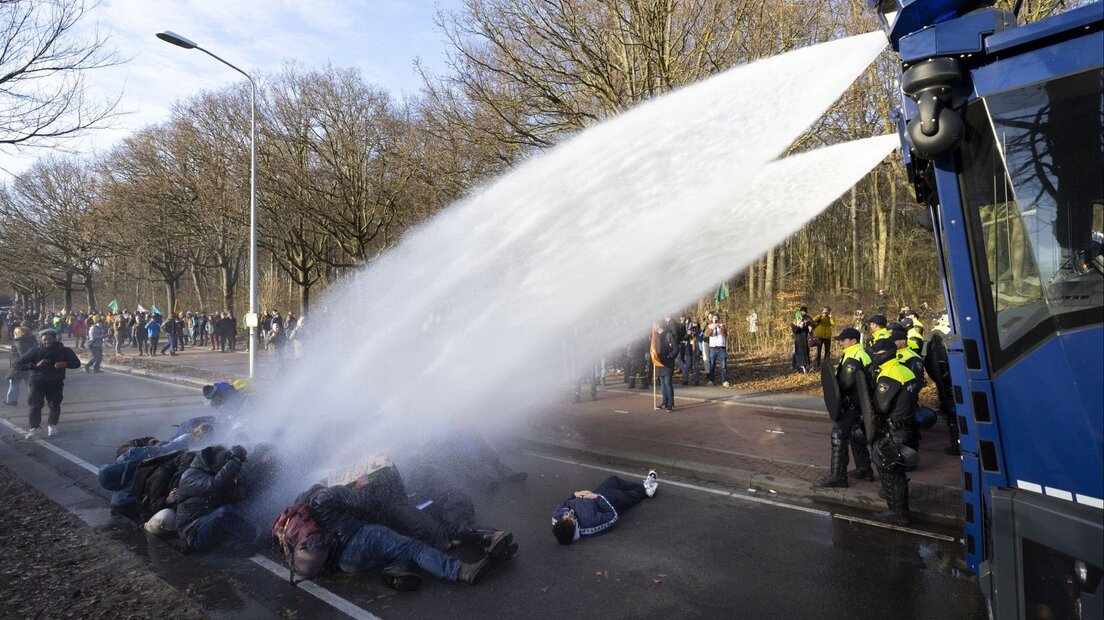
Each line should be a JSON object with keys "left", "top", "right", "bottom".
{"left": 958, "top": 69, "right": 1103, "bottom": 368}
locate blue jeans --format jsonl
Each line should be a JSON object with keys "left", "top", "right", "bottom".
{"left": 659, "top": 374, "right": 674, "bottom": 408}
{"left": 191, "top": 505, "right": 256, "bottom": 552}
{"left": 89, "top": 345, "right": 103, "bottom": 370}
{"left": 339, "top": 524, "right": 459, "bottom": 580}
{"left": 675, "top": 343, "right": 699, "bottom": 384}
{"left": 707, "top": 347, "right": 727, "bottom": 383}
{"left": 6, "top": 378, "right": 27, "bottom": 404}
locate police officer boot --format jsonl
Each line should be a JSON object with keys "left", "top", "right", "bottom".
{"left": 816, "top": 437, "right": 849, "bottom": 488}
{"left": 874, "top": 472, "right": 911, "bottom": 525}
{"left": 848, "top": 427, "right": 875, "bottom": 481}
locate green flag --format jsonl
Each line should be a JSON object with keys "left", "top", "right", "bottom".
{"left": 152, "top": 304, "right": 163, "bottom": 316}
{"left": 107, "top": 297, "right": 119, "bottom": 314}
{"left": 713, "top": 282, "right": 730, "bottom": 304}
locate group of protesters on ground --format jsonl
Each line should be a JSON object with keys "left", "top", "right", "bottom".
{"left": 86, "top": 379, "right": 660, "bottom": 591}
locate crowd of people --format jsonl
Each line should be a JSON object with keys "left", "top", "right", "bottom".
{"left": 1, "top": 307, "right": 308, "bottom": 360}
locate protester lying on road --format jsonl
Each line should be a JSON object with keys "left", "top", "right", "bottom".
{"left": 97, "top": 425, "right": 212, "bottom": 519}
{"left": 324, "top": 455, "right": 515, "bottom": 558}
{"left": 552, "top": 471, "right": 658, "bottom": 545}
{"left": 176, "top": 445, "right": 257, "bottom": 553}
{"left": 301, "top": 483, "right": 511, "bottom": 590}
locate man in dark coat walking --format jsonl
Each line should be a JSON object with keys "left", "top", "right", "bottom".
{"left": 14, "top": 328, "right": 81, "bottom": 438}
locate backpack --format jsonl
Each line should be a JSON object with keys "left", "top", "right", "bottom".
{"left": 272, "top": 486, "right": 337, "bottom": 585}
{"left": 130, "top": 450, "right": 192, "bottom": 524}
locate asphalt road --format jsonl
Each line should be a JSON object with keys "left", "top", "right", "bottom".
{"left": 1, "top": 370, "right": 986, "bottom": 620}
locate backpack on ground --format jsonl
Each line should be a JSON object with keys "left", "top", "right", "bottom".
{"left": 272, "top": 485, "right": 337, "bottom": 586}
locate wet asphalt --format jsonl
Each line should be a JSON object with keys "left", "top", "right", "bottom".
{"left": 0, "top": 369, "right": 986, "bottom": 619}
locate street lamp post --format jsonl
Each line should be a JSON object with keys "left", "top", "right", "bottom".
{"left": 156, "top": 31, "right": 258, "bottom": 379}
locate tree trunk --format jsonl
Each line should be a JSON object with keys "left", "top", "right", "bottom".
{"left": 299, "top": 281, "right": 311, "bottom": 317}
{"left": 164, "top": 282, "right": 177, "bottom": 317}
{"left": 190, "top": 266, "right": 207, "bottom": 312}
{"left": 850, "top": 185, "right": 859, "bottom": 290}
{"left": 84, "top": 273, "right": 97, "bottom": 312}
{"left": 220, "top": 264, "right": 235, "bottom": 314}
{"left": 765, "top": 248, "right": 775, "bottom": 311}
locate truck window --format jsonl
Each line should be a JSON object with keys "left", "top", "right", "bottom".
{"left": 958, "top": 69, "right": 1104, "bottom": 369}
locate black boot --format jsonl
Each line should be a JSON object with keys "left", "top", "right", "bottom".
{"left": 382, "top": 564, "right": 422, "bottom": 591}
{"left": 476, "top": 529, "right": 513, "bottom": 561}
{"left": 456, "top": 557, "right": 492, "bottom": 584}
{"left": 848, "top": 467, "right": 875, "bottom": 482}
{"left": 874, "top": 471, "right": 911, "bottom": 525}
{"left": 816, "top": 436, "right": 849, "bottom": 488}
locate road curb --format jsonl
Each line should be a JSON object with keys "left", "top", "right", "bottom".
{"left": 523, "top": 433, "right": 962, "bottom": 528}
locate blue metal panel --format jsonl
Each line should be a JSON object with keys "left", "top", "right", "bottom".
{"left": 986, "top": 2, "right": 1104, "bottom": 54}
{"left": 899, "top": 9, "right": 1015, "bottom": 64}
{"left": 973, "top": 30, "right": 1104, "bottom": 97}
{"left": 990, "top": 330, "right": 1104, "bottom": 503}
{"left": 960, "top": 454, "right": 986, "bottom": 570}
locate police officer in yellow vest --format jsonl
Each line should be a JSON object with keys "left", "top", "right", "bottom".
{"left": 866, "top": 314, "right": 891, "bottom": 348}
{"left": 900, "top": 317, "right": 924, "bottom": 352}
{"left": 817, "top": 328, "right": 876, "bottom": 487}
{"left": 889, "top": 325, "right": 926, "bottom": 390}
{"left": 869, "top": 338, "right": 920, "bottom": 525}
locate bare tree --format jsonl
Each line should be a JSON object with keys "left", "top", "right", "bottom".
{"left": 0, "top": 0, "right": 122, "bottom": 153}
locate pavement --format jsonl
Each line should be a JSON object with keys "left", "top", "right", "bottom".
{"left": 8, "top": 337, "right": 965, "bottom": 528}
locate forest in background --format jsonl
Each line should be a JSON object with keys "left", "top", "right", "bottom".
{"left": 0, "top": 0, "right": 1077, "bottom": 351}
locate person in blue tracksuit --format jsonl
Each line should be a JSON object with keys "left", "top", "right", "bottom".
{"left": 551, "top": 471, "right": 658, "bottom": 545}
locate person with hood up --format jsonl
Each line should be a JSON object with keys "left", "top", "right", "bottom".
{"left": 14, "top": 328, "right": 80, "bottom": 438}
{"left": 175, "top": 444, "right": 255, "bottom": 552}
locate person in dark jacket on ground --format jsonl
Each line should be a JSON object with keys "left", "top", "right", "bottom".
{"left": 335, "top": 459, "right": 514, "bottom": 557}
{"left": 175, "top": 445, "right": 255, "bottom": 552}
{"left": 14, "top": 329, "right": 80, "bottom": 438}
{"left": 551, "top": 471, "right": 658, "bottom": 545}
{"left": 308, "top": 483, "right": 500, "bottom": 589}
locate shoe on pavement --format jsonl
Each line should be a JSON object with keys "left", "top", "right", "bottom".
{"left": 25, "top": 427, "right": 39, "bottom": 439}
{"left": 456, "top": 557, "right": 491, "bottom": 585}
{"left": 382, "top": 564, "right": 422, "bottom": 591}
{"left": 665, "top": 407, "right": 675, "bottom": 413}
{"left": 706, "top": 381, "right": 714, "bottom": 386}
{"left": 482, "top": 530, "right": 514, "bottom": 561}
{"left": 47, "top": 425, "right": 58, "bottom": 437}
{"left": 816, "top": 474, "right": 847, "bottom": 488}
{"left": 643, "top": 470, "right": 659, "bottom": 497}
{"left": 93, "top": 369, "right": 104, "bottom": 373}
{"left": 722, "top": 381, "right": 730, "bottom": 388}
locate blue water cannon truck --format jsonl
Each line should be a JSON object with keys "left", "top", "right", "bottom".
{"left": 871, "top": 0, "right": 1102, "bottom": 617}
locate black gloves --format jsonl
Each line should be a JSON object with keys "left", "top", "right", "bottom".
{"left": 230, "top": 445, "right": 248, "bottom": 463}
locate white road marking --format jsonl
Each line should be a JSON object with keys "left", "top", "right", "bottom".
{"left": 529, "top": 452, "right": 957, "bottom": 542}
{"left": 251, "top": 555, "right": 382, "bottom": 620}
{"left": 0, "top": 418, "right": 98, "bottom": 474}
{"left": 0, "top": 418, "right": 379, "bottom": 620}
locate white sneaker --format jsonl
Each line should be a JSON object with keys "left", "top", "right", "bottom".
{"left": 643, "top": 470, "right": 658, "bottom": 497}
{"left": 706, "top": 381, "right": 714, "bottom": 386}
{"left": 722, "top": 381, "right": 730, "bottom": 388}
{"left": 25, "top": 427, "right": 39, "bottom": 439}
{"left": 47, "top": 425, "right": 57, "bottom": 437}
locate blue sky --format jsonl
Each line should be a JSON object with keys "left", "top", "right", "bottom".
{"left": 0, "top": 0, "right": 463, "bottom": 181}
